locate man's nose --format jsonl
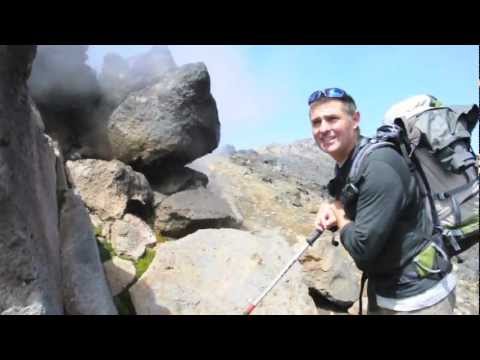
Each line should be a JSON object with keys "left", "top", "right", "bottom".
{"left": 318, "top": 120, "right": 331, "bottom": 134}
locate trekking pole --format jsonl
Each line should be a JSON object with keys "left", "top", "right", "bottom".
{"left": 242, "top": 229, "right": 323, "bottom": 315}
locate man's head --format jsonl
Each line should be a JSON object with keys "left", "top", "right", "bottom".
{"left": 308, "top": 88, "right": 360, "bottom": 164}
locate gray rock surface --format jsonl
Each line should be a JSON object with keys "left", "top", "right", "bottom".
{"left": 151, "top": 166, "right": 208, "bottom": 195}
{"left": 110, "top": 214, "right": 157, "bottom": 261}
{"left": 452, "top": 244, "right": 479, "bottom": 315}
{"left": 0, "top": 45, "right": 64, "bottom": 315}
{"left": 300, "top": 241, "right": 361, "bottom": 306}
{"left": 130, "top": 228, "right": 318, "bottom": 315}
{"left": 103, "top": 257, "right": 137, "bottom": 296}
{"left": 154, "top": 187, "right": 242, "bottom": 238}
{"left": 60, "top": 190, "right": 118, "bottom": 315}
{"left": 66, "top": 159, "right": 153, "bottom": 221}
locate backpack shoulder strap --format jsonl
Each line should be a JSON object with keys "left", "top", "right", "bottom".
{"left": 349, "top": 139, "right": 397, "bottom": 185}
{"left": 340, "top": 139, "right": 398, "bottom": 206}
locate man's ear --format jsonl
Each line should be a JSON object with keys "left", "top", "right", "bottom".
{"left": 353, "top": 111, "right": 360, "bottom": 130}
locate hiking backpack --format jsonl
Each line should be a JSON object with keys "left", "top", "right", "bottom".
{"left": 348, "top": 95, "right": 479, "bottom": 259}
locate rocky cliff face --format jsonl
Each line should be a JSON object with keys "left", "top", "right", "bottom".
{"left": 0, "top": 45, "right": 117, "bottom": 315}
{"left": 0, "top": 45, "right": 63, "bottom": 314}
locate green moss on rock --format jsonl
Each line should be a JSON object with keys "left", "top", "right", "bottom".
{"left": 97, "top": 240, "right": 116, "bottom": 263}
{"left": 155, "top": 232, "right": 168, "bottom": 244}
{"left": 94, "top": 225, "right": 103, "bottom": 237}
{"left": 114, "top": 289, "right": 136, "bottom": 315}
{"left": 135, "top": 248, "right": 156, "bottom": 279}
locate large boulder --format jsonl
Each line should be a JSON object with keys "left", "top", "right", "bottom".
{"left": 300, "top": 239, "right": 361, "bottom": 307}
{"left": 107, "top": 62, "right": 220, "bottom": 177}
{"left": 66, "top": 159, "right": 153, "bottom": 221}
{"left": 154, "top": 187, "right": 242, "bottom": 238}
{"left": 28, "top": 45, "right": 111, "bottom": 160}
{"left": 129, "top": 228, "right": 318, "bottom": 315}
{"left": 110, "top": 214, "right": 157, "bottom": 261}
{"left": 0, "top": 45, "right": 63, "bottom": 314}
{"left": 60, "top": 190, "right": 118, "bottom": 315}
{"left": 151, "top": 166, "right": 208, "bottom": 195}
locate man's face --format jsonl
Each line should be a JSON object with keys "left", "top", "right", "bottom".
{"left": 309, "top": 99, "right": 360, "bottom": 163}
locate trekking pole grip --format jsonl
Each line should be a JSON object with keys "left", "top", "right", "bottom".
{"left": 306, "top": 229, "right": 323, "bottom": 246}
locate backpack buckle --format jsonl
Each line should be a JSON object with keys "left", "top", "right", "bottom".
{"left": 443, "top": 229, "right": 462, "bottom": 252}
{"left": 435, "top": 192, "right": 449, "bottom": 201}
{"left": 345, "top": 182, "right": 359, "bottom": 195}
{"left": 341, "top": 182, "right": 360, "bottom": 206}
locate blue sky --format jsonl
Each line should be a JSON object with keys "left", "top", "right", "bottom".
{"left": 88, "top": 45, "right": 479, "bottom": 153}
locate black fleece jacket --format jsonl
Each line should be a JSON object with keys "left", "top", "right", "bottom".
{"left": 331, "top": 139, "right": 449, "bottom": 298}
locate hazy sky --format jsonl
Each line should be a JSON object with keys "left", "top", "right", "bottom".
{"left": 88, "top": 45, "right": 479, "bottom": 153}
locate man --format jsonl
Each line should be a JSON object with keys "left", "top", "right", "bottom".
{"left": 309, "top": 88, "right": 456, "bottom": 315}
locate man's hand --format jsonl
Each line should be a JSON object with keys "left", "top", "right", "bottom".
{"left": 315, "top": 202, "right": 338, "bottom": 231}
{"left": 315, "top": 201, "right": 351, "bottom": 233}
{"left": 331, "top": 200, "right": 351, "bottom": 230}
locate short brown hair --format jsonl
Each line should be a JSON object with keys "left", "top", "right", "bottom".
{"left": 310, "top": 95, "right": 357, "bottom": 116}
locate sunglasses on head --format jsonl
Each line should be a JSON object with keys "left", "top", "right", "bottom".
{"left": 308, "top": 88, "right": 348, "bottom": 106}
